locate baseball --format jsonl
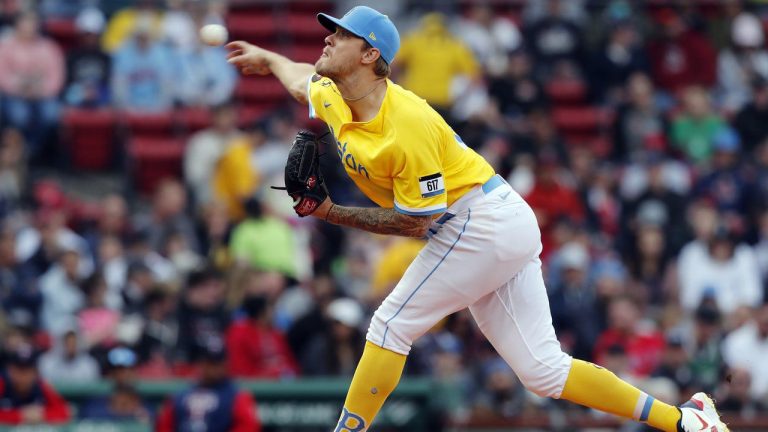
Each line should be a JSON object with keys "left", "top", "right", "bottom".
{"left": 200, "top": 24, "right": 228, "bottom": 46}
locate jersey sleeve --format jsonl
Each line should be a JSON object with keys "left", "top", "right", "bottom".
{"left": 306, "top": 74, "right": 345, "bottom": 123}
{"left": 392, "top": 130, "right": 447, "bottom": 216}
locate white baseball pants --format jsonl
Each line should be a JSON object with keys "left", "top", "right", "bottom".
{"left": 367, "top": 176, "right": 573, "bottom": 398}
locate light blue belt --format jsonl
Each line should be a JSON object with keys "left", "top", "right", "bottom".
{"left": 481, "top": 174, "right": 506, "bottom": 194}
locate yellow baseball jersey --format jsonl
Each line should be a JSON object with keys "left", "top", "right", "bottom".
{"left": 307, "top": 75, "right": 494, "bottom": 216}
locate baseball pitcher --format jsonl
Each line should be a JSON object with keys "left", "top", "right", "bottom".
{"left": 227, "top": 6, "right": 727, "bottom": 432}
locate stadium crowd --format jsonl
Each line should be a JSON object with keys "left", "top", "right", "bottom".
{"left": 0, "top": 0, "right": 768, "bottom": 429}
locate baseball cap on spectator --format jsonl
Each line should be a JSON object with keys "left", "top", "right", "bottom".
{"left": 559, "top": 242, "right": 589, "bottom": 271}
{"left": 107, "top": 347, "right": 138, "bottom": 369}
{"left": 695, "top": 304, "right": 721, "bottom": 324}
{"left": 636, "top": 200, "right": 669, "bottom": 227}
{"left": 186, "top": 266, "right": 223, "bottom": 288}
{"left": 75, "top": 7, "right": 105, "bottom": 34}
{"left": 317, "top": 6, "right": 400, "bottom": 64}
{"left": 197, "top": 338, "right": 227, "bottom": 363}
{"left": 7, "top": 344, "right": 38, "bottom": 368}
{"left": 326, "top": 298, "right": 364, "bottom": 328}
{"left": 732, "top": 13, "right": 764, "bottom": 48}
{"left": 712, "top": 127, "right": 740, "bottom": 153}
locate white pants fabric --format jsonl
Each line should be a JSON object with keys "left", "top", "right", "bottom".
{"left": 367, "top": 177, "right": 573, "bottom": 398}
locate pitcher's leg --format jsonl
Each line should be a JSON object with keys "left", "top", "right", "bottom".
{"left": 469, "top": 260, "right": 683, "bottom": 431}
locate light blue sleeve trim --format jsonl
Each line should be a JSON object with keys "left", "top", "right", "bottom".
{"left": 394, "top": 203, "right": 447, "bottom": 216}
{"left": 307, "top": 75, "right": 316, "bottom": 119}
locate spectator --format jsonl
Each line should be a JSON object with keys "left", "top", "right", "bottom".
{"left": 457, "top": 4, "right": 522, "bottom": 77}
{"left": 472, "top": 357, "right": 526, "bottom": 419}
{"left": 156, "top": 339, "right": 261, "bottom": 432}
{"left": 134, "top": 289, "right": 177, "bottom": 367}
{"left": 102, "top": 0, "right": 163, "bottom": 53}
{"left": 612, "top": 72, "right": 667, "bottom": 161}
{"left": 64, "top": 8, "right": 111, "bottom": 108}
{"left": 176, "top": 268, "right": 229, "bottom": 363}
{"left": 301, "top": 298, "right": 364, "bottom": 376}
{"left": 652, "top": 335, "right": 694, "bottom": 395}
{"left": 184, "top": 103, "right": 244, "bottom": 206}
{"left": 646, "top": 9, "right": 717, "bottom": 95}
{"left": 134, "top": 179, "right": 200, "bottom": 255}
{"left": 716, "top": 12, "right": 768, "bottom": 112}
{"left": 0, "top": 12, "right": 64, "bottom": 158}
{"left": 226, "top": 270, "right": 299, "bottom": 378}
{"left": 678, "top": 225, "right": 762, "bottom": 315}
{"left": 83, "top": 194, "right": 130, "bottom": 263}
{"left": 590, "top": 20, "right": 649, "bottom": 103}
{"left": 593, "top": 296, "right": 665, "bottom": 377}
{"left": 0, "top": 128, "right": 26, "bottom": 218}
{"left": 111, "top": 20, "right": 173, "bottom": 112}
{"left": 38, "top": 329, "right": 99, "bottom": 383}
{"left": 17, "top": 206, "right": 92, "bottom": 277}
{"left": 722, "top": 304, "right": 768, "bottom": 401}
{"left": 39, "top": 246, "right": 87, "bottom": 332}
{"left": 162, "top": 229, "right": 203, "bottom": 278}
{"left": 103, "top": 346, "right": 139, "bottom": 386}
{"left": 196, "top": 202, "right": 232, "bottom": 271}
{"left": 688, "top": 304, "right": 723, "bottom": 393}
{"left": 287, "top": 275, "right": 338, "bottom": 358}
{"left": 717, "top": 367, "right": 764, "bottom": 414}
{"left": 0, "top": 226, "right": 40, "bottom": 322}
{"left": 369, "top": 238, "right": 425, "bottom": 303}
{"left": 525, "top": 0, "right": 585, "bottom": 79}
{"left": 175, "top": 39, "right": 236, "bottom": 108}
{"left": 524, "top": 154, "right": 584, "bottom": 256}
{"left": 0, "top": 345, "right": 70, "bottom": 425}
{"left": 229, "top": 198, "right": 298, "bottom": 279}
{"left": 211, "top": 122, "right": 262, "bottom": 221}
{"left": 670, "top": 86, "right": 726, "bottom": 164}
{"left": 488, "top": 50, "right": 548, "bottom": 120}
{"left": 121, "top": 261, "right": 155, "bottom": 315}
{"left": 397, "top": 13, "right": 480, "bottom": 114}
{"left": 78, "top": 272, "right": 121, "bottom": 349}
{"left": 79, "top": 383, "right": 150, "bottom": 423}
{"left": 161, "top": 0, "right": 198, "bottom": 53}
{"left": 694, "top": 127, "right": 748, "bottom": 219}
{"left": 733, "top": 77, "right": 768, "bottom": 153}
{"left": 623, "top": 210, "right": 673, "bottom": 304}
{"left": 548, "top": 242, "right": 600, "bottom": 360}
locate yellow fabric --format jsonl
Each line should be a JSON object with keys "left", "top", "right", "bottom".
{"left": 337, "top": 341, "right": 407, "bottom": 431}
{"left": 212, "top": 140, "right": 260, "bottom": 220}
{"left": 396, "top": 14, "right": 479, "bottom": 107}
{"left": 307, "top": 76, "right": 494, "bottom": 216}
{"left": 561, "top": 359, "right": 681, "bottom": 432}
{"left": 102, "top": 9, "right": 164, "bottom": 52}
{"left": 371, "top": 239, "right": 425, "bottom": 296}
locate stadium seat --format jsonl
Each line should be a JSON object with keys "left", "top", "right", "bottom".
{"left": 238, "top": 104, "right": 278, "bottom": 127}
{"left": 235, "top": 76, "right": 287, "bottom": 104}
{"left": 176, "top": 107, "right": 213, "bottom": 133}
{"left": 43, "top": 18, "right": 77, "bottom": 52}
{"left": 546, "top": 80, "right": 588, "bottom": 106}
{"left": 61, "top": 108, "right": 117, "bottom": 170}
{"left": 227, "top": 14, "right": 278, "bottom": 42}
{"left": 287, "top": 13, "right": 329, "bottom": 40}
{"left": 128, "top": 137, "right": 185, "bottom": 194}
{"left": 552, "top": 107, "right": 614, "bottom": 133}
{"left": 291, "top": 43, "right": 324, "bottom": 64}
{"left": 123, "top": 111, "right": 176, "bottom": 138}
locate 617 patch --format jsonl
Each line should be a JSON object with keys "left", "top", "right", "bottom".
{"left": 418, "top": 173, "right": 445, "bottom": 198}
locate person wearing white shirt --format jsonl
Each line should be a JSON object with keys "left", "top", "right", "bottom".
{"left": 722, "top": 305, "right": 768, "bottom": 400}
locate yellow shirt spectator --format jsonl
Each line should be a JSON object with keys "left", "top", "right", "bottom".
{"left": 102, "top": 8, "right": 164, "bottom": 52}
{"left": 370, "top": 238, "right": 426, "bottom": 298}
{"left": 396, "top": 13, "right": 480, "bottom": 108}
{"left": 212, "top": 138, "right": 260, "bottom": 221}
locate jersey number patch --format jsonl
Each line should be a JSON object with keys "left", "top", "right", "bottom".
{"left": 419, "top": 173, "right": 445, "bottom": 198}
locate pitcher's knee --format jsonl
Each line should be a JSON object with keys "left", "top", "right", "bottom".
{"left": 516, "top": 353, "right": 573, "bottom": 398}
{"left": 366, "top": 308, "right": 413, "bottom": 356}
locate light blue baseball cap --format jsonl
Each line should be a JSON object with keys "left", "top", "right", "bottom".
{"left": 317, "top": 6, "right": 400, "bottom": 64}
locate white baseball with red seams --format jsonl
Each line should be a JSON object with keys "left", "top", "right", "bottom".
{"left": 199, "top": 24, "right": 228, "bottom": 46}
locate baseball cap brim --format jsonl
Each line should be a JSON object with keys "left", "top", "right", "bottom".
{"left": 317, "top": 13, "right": 364, "bottom": 39}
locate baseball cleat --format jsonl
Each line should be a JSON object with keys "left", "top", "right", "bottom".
{"left": 677, "top": 392, "right": 729, "bottom": 432}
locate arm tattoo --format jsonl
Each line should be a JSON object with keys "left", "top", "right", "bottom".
{"left": 326, "top": 205, "right": 432, "bottom": 238}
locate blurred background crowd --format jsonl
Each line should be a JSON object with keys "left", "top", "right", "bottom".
{"left": 1, "top": 0, "right": 768, "bottom": 430}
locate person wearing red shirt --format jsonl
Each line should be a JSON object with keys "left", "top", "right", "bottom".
{"left": 524, "top": 154, "right": 585, "bottom": 258}
{"left": 646, "top": 9, "right": 717, "bottom": 94}
{"left": 226, "top": 291, "right": 299, "bottom": 378}
{"left": 593, "top": 297, "right": 665, "bottom": 377}
{"left": 0, "top": 345, "right": 70, "bottom": 425}
{"left": 156, "top": 340, "right": 260, "bottom": 432}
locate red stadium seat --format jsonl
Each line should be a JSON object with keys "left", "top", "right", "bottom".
{"left": 546, "top": 80, "right": 588, "bottom": 106}
{"left": 235, "top": 76, "right": 287, "bottom": 104}
{"left": 176, "top": 107, "right": 213, "bottom": 133}
{"left": 44, "top": 18, "right": 78, "bottom": 52}
{"left": 123, "top": 112, "right": 175, "bottom": 138}
{"left": 227, "top": 14, "right": 278, "bottom": 42}
{"left": 287, "top": 13, "right": 329, "bottom": 40}
{"left": 291, "top": 43, "right": 324, "bottom": 64}
{"left": 552, "top": 107, "right": 614, "bottom": 133}
{"left": 61, "top": 108, "right": 117, "bottom": 170}
{"left": 128, "top": 137, "right": 185, "bottom": 194}
{"left": 238, "top": 104, "right": 278, "bottom": 127}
